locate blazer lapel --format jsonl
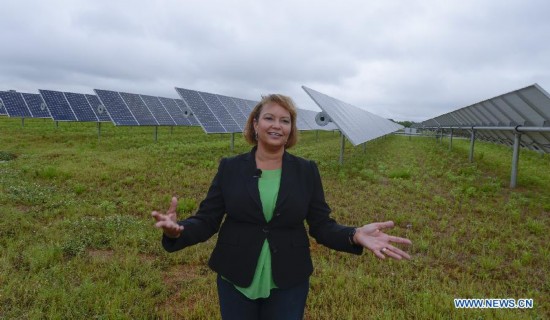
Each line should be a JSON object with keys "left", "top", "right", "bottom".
{"left": 243, "top": 148, "right": 262, "bottom": 210}
{"left": 275, "top": 151, "right": 295, "bottom": 211}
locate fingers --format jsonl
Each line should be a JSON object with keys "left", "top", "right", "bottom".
{"left": 374, "top": 220, "right": 395, "bottom": 231}
{"left": 373, "top": 249, "right": 386, "bottom": 260}
{"left": 168, "top": 196, "right": 178, "bottom": 214}
{"left": 384, "top": 245, "right": 411, "bottom": 260}
{"left": 154, "top": 220, "right": 184, "bottom": 232}
{"left": 388, "top": 235, "right": 413, "bottom": 245}
{"left": 151, "top": 211, "right": 163, "bottom": 222}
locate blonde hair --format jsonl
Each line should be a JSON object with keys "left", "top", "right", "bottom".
{"left": 243, "top": 94, "right": 299, "bottom": 149}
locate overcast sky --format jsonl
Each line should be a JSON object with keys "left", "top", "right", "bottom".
{"left": 1, "top": 0, "right": 549, "bottom": 122}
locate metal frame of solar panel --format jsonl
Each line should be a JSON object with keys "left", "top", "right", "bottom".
{"left": 303, "top": 86, "right": 403, "bottom": 147}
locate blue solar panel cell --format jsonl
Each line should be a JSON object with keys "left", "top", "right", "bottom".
{"left": 176, "top": 88, "right": 226, "bottom": 133}
{"left": 141, "top": 95, "right": 176, "bottom": 126}
{"left": 21, "top": 93, "right": 51, "bottom": 118}
{"left": 119, "top": 92, "right": 158, "bottom": 126}
{"left": 64, "top": 92, "right": 98, "bottom": 122}
{"left": 216, "top": 94, "right": 248, "bottom": 130}
{"left": 158, "top": 97, "right": 191, "bottom": 126}
{"left": 39, "top": 90, "right": 77, "bottom": 121}
{"left": 85, "top": 94, "right": 112, "bottom": 122}
{"left": 95, "top": 89, "right": 138, "bottom": 126}
{"left": 0, "top": 91, "right": 32, "bottom": 117}
{"left": 198, "top": 92, "right": 241, "bottom": 132}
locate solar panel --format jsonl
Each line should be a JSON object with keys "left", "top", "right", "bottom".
{"left": 174, "top": 99, "right": 200, "bottom": 126}
{"left": 84, "top": 94, "right": 112, "bottom": 122}
{"left": 119, "top": 92, "right": 158, "bottom": 126}
{"left": 198, "top": 91, "right": 241, "bottom": 132}
{"left": 158, "top": 97, "right": 191, "bottom": 126}
{"left": 175, "top": 87, "right": 226, "bottom": 133}
{"left": 302, "top": 86, "right": 403, "bottom": 146}
{"left": 39, "top": 90, "right": 78, "bottom": 121}
{"left": 230, "top": 97, "right": 254, "bottom": 118}
{"left": 94, "top": 90, "right": 138, "bottom": 126}
{"left": 141, "top": 95, "right": 176, "bottom": 126}
{"left": 64, "top": 92, "right": 99, "bottom": 122}
{"left": 421, "top": 83, "right": 550, "bottom": 153}
{"left": 244, "top": 99, "right": 257, "bottom": 113}
{"left": 294, "top": 108, "right": 312, "bottom": 131}
{"left": 0, "top": 91, "right": 33, "bottom": 118}
{"left": 216, "top": 94, "right": 248, "bottom": 130}
{"left": 297, "top": 108, "right": 338, "bottom": 131}
{"left": 21, "top": 93, "right": 51, "bottom": 118}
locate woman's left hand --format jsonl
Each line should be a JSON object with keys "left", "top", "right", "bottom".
{"left": 353, "top": 221, "right": 412, "bottom": 260}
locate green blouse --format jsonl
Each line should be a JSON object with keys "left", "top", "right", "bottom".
{"left": 232, "top": 168, "right": 281, "bottom": 299}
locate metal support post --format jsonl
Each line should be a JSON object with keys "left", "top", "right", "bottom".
{"left": 469, "top": 130, "right": 476, "bottom": 163}
{"left": 449, "top": 128, "right": 453, "bottom": 151}
{"left": 97, "top": 122, "right": 101, "bottom": 141}
{"left": 154, "top": 126, "right": 158, "bottom": 143}
{"left": 230, "top": 133, "right": 235, "bottom": 152}
{"left": 510, "top": 133, "right": 521, "bottom": 188}
{"left": 339, "top": 133, "right": 345, "bottom": 165}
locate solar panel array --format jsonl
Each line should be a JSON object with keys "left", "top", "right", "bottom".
{"left": 302, "top": 86, "right": 403, "bottom": 146}
{"left": 420, "top": 83, "right": 550, "bottom": 153}
{"left": 0, "top": 91, "right": 33, "bottom": 118}
{"left": 94, "top": 89, "right": 195, "bottom": 127}
{"left": 176, "top": 87, "right": 341, "bottom": 134}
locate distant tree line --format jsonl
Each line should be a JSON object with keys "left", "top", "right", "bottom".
{"left": 388, "top": 119, "right": 416, "bottom": 128}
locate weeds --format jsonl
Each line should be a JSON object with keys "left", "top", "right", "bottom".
{"left": 0, "top": 118, "right": 548, "bottom": 319}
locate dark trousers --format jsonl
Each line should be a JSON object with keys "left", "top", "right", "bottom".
{"left": 217, "top": 274, "right": 309, "bottom": 320}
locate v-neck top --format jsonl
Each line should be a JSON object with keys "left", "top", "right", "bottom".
{"left": 232, "top": 168, "right": 281, "bottom": 299}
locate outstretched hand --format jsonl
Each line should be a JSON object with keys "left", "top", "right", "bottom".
{"left": 353, "top": 221, "right": 412, "bottom": 260}
{"left": 152, "top": 196, "right": 184, "bottom": 238}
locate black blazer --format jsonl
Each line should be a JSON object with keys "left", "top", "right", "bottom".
{"left": 162, "top": 147, "right": 362, "bottom": 289}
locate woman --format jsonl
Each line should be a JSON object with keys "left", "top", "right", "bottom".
{"left": 152, "top": 94, "right": 412, "bottom": 319}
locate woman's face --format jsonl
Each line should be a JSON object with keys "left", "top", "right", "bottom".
{"left": 253, "top": 102, "right": 292, "bottom": 150}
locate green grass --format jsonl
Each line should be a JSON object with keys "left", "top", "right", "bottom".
{"left": 0, "top": 118, "right": 548, "bottom": 319}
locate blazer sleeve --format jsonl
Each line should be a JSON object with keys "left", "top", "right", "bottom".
{"left": 306, "top": 160, "right": 363, "bottom": 255}
{"left": 162, "top": 158, "right": 227, "bottom": 252}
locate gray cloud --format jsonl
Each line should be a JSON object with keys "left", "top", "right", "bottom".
{"left": 1, "top": 0, "right": 549, "bottom": 122}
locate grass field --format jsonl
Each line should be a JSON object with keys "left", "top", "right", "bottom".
{"left": 1, "top": 118, "right": 548, "bottom": 319}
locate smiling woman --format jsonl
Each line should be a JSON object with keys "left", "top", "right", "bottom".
{"left": 152, "top": 94, "right": 412, "bottom": 320}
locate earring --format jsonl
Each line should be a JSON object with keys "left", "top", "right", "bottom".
{"left": 255, "top": 132, "right": 258, "bottom": 140}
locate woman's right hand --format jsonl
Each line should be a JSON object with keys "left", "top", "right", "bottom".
{"left": 152, "top": 196, "right": 184, "bottom": 238}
